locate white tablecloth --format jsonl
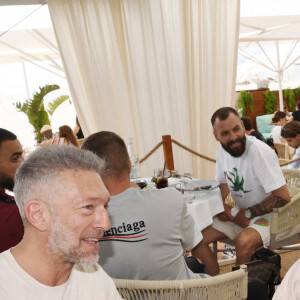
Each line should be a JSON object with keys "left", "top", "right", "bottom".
{"left": 185, "top": 188, "right": 224, "bottom": 245}
{"left": 137, "top": 177, "right": 224, "bottom": 245}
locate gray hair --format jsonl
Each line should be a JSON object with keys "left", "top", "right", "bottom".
{"left": 14, "top": 145, "right": 105, "bottom": 222}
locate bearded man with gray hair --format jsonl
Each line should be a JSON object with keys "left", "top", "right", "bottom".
{"left": 0, "top": 145, "right": 122, "bottom": 300}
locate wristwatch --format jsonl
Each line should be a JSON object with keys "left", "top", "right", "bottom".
{"left": 244, "top": 208, "right": 252, "bottom": 220}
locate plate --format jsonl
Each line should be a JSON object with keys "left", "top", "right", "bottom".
{"left": 175, "top": 179, "right": 219, "bottom": 192}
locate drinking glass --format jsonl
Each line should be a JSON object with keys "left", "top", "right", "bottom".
{"left": 153, "top": 168, "right": 169, "bottom": 189}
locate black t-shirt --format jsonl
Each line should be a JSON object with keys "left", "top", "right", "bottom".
{"left": 292, "top": 110, "right": 300, "bottom": 122}
{"left": 250, "top": 130, "right": 265, "bottom": 142}
{"left": 76, "top": 127, "right": 84, "bottom": 139}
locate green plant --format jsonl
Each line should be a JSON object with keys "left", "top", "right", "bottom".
{"left": 264, "top": 90, "right": 277, "bottom": 114}
{"left": 283, "top": 89, "right": 295, "bottom": 111}
{"left": 237, "top": 91, "right": 253, "bottom": 116}
{"left": 294, "top": 87, "right": 300, "bottom": 100}
{"left": 14, "top": 84, "right": 69, "bottom": 141}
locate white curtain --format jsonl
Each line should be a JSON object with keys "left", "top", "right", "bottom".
{"left": 47, "top": 0, "right": 240, "bottom": 179}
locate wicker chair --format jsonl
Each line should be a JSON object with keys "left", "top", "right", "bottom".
{"left": 274, "top": 142, "right": 295, "bottom": 160}
{"left": 113, "top": 267, "right": 248, "bottom": 300}
{"left": 213, "top": 169, "right": 300, "bottom": 257}
{"left": 279, "top": 158, "right": 291, "bottom": 167}
{"left": 282, "top": 168, "right": 300, "bottom": 197}
{"left": 270, "top": 169, "right": 300, "bottom": 250}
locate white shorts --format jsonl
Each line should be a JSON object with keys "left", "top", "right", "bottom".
{"left": 212, "top": 214, "right": 271, "bottom": 246}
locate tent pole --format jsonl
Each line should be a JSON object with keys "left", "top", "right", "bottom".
{"left": 276, "top": 41, "right": 283, "bottom": 111}
{"left": 278, "top": 71, "right": 284, "bottom": 111}
{"left": 22, "top": 62, "right": 30, "bottom": 101}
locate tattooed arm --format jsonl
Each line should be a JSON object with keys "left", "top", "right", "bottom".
{"left": 233, "top": 185, "right": 291, "bottom": 228}
{"left": 249, "top": 185, "right": 291, "bottom": 217}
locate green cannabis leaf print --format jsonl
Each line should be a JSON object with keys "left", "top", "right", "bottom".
{"left": 227, "top": 168, "right": 251, "bottom": 193}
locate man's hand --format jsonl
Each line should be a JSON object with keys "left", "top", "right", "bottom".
{"left": 233, "top": 208, "right": 250, "bottom": 228}
{"left": 217, "top": 204, "right": 234, "bottom": 222}
{"left": 185, "top": 249, "right": 191, "bottom": 258}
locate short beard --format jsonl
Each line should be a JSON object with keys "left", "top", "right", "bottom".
{"left": 0, "top": 173, "right": 14, "bottom": 191}
{"left": 221, "top": 135, "right": 246, "bottom": 157}
{"left": 48, "top": 214, "right": 99, "bottom": 265}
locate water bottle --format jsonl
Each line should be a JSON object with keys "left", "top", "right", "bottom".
{"left": 127, "top": 137, "right": 141, "bottom": 179}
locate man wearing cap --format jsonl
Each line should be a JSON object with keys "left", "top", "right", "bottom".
{"left": 40, "top": 125, "right": 54, "bottom": 141}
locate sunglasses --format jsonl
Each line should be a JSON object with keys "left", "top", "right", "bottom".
{"left": 281, "top": 127, "right": 287, "bottom": 137}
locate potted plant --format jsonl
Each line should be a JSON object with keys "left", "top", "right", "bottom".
{"left": 264, "top": 90, "right": 277, "bottom": 114}
{"left": 294, "top": 86, "right": 300, "bottom": 101}
{"left": 14, "top": 84, "right": 69, "bottom": 142}
{"left": 283, "top": 89, "right": 295, "bottom": 111}
{"left": 237, "top": 91, "right": 254, "bottom": 116}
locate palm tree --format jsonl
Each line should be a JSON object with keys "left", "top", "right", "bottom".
{"left": 14, "top": 84, "right": 69, "bottom": 142}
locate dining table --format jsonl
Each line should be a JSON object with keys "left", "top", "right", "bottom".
{"left": 184, "top": 188, "right": 224, "bottom": 245}
{"left": 136, "top": 177, "right": 225, "bottom": 245}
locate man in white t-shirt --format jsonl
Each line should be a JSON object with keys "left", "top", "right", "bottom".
{"left": 82, "top": 131, "right": 204, "bottom": 280}
{"left": 273, "top": 258, "right": 300, "bottom": 300}
{"left": 192, "top": 107, "right": 290, "bottom": 276}
{"left": 0, "top": 146, "right": 122, "bottom": 300}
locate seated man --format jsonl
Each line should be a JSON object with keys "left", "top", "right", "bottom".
{"left": 82, "top": 131, "right": 203, "bottom": 280}
{"left": 192, "top": 107, "right": 290, "bottom": 276}
{"left": 0, "top": 128, "right": 24, "bottom": 252}
{"left": 281, "top": 121, "right": 300, "bottom": 169}
{"left": 241, "top": 116, "right": 265, "bottom": 142}
{"left": 0, "top": 146, "right": 122, "bottom": 299}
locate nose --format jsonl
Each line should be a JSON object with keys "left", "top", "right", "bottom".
{"left": 228, "top": 131, "right": 238, "bottom": 141}
{"left": 94, "top": 207, "right": 111, "bottom": 231}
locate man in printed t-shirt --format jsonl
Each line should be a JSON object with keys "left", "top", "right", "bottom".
{"left": 192, "top": 107, "right": 290, "bottom": 276}
{"left": 82, "top": 131, "right": 204, "bottom": 280}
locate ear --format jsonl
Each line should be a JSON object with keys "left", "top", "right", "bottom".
{"left": 240, "top": 120, "right": 245, "bottom": 130}
{"left": 213, "top": 130, "right": 220, "bottom": 142}
{"left": 24, "top": 200, "right": 49, "bottom": 232}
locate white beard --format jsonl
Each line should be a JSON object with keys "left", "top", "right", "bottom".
{"left": 48, "top": 214, "right": 99, "bottom": 265}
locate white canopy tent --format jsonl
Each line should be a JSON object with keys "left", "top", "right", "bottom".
{"left": 0, "top": 0, "right": 45, "bottom": 5}
{"left": 0, "top": 27, "right": 65, "bottom": 97}
{"left": 0, "top": 3, "right": 64, "bottom": 93}
{"left": 0, "top": 1, "right": 241, "bottom": 179}
{"left": 0, "top": 0, "right": 300, "bottom": 178}
{"left": 3, "top": 0, "right": 300, "bottom": 177}
{"left": 239, "top": 15, "right": 300, "bottom": 110}
{"left": 0, "top": 4, "right": 76, "bottom": 150}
